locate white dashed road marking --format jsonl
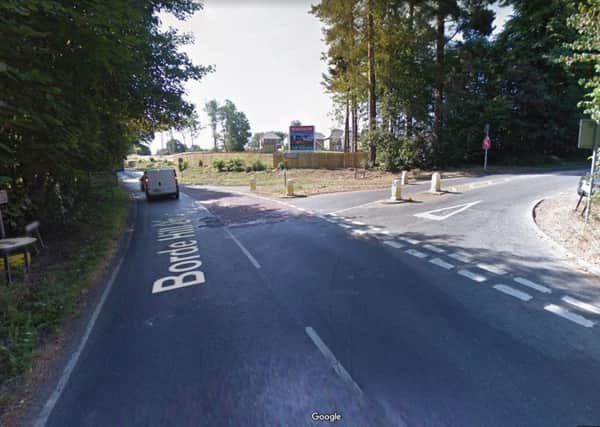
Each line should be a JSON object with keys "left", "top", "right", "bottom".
{"left": 457, "top": 269, "right": 487, "bottom": 283}
{"left": 513, "top": 277, "right": 552, "bottom": 294}
{"left": 305, "top": 327, "right": 363, "bottom": 395}
{"left": 423, "top": 244, "right": 446, "bottom": 254}
{"left": 544, "top": 304, "right": 595, "bottom": 328}
{"left": 562, "top": 296, "right": 600, "bottom": 315}
{"left": 406, "top": 249, "right": 428, "bottom": 258}
{"left": 383, "top": 240, "right": 404, "bottom": 249}
{"left": 429, "top": 258, "right": 455, "bottom": 270}
{"left": 493, "top": 284, "right": 533, "bottom": 302}
{"left": 476, "top": 263, "right": 508, "bottom": 276}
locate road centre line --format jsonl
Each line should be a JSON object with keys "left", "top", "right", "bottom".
{"left": 224, "top": 227, "right": 261, "bottom": 269}
{"left": 406, "top": 249, "right": 428, "bottom": 258}
{"left": 493, "top": 284, "right": 533, "bottom": 301}
{"left": 429, "top": 258, "right": 455, "bottom": 270}
{"left": 305, "top": 326, "right": 363, "bottom": 395}
{"left": 457, "top": 269, "right": 487, "bottom": 283}
{"left": 562, "top": 296, "right": 600, "bottom": 315}
{"left": 544, "top": 304, "right": 595, "bottom": 328}
{"left": 513, "top": 277, "right": 551, "bottom": 294}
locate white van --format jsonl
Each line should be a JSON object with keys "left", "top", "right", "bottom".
{"left": 141, "top": 168, "right": 179, "bottom": 201}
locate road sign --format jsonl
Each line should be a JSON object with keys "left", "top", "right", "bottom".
{"left": 578, "top": 119, "right": 600, "bottom": 149}
{"left": 482, "top": 136, "right": 491, "bottom": 150}
{"left": 289, "top": 125, "right": 315, "bottom": 151}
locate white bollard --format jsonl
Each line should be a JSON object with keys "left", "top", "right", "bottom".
{"left": 400, "top": 170, "right": 408, "bottom": 186}
{"left": 249, "top": 175, "right": 256, "bottom": 192}
{"left": 391, "top": 179, "right": 402, "bottom": 201}
{"left": 286, "top": 179, "right": 295, "bottom": 196}
{"left": 430, "top": 172, "right": 441, "bottom": 192}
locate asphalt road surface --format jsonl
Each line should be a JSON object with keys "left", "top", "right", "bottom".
{"left": 34, "top": 169, "right": 600, "bottom": 427}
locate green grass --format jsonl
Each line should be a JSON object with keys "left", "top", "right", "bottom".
{"left": 0, "top": 185, "right": 129, "bottom": 406}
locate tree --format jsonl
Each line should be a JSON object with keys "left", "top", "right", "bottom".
{"left": 217, "top": 100, "right": 251, "bottom": 152}
{"left": 204, "top": 99, "right": 220, "bottom": 151}
{"left": 290, "top": 120, "right": 303, "bottom": 126}
{"left": 166, "top": 139, "right": 186, "bottom": 154}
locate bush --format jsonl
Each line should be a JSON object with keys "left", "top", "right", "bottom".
{"left": 198, "top": 159, "right": 203, "bottom": 167}
{"left": 225, "top": 158, "right": 245, "bottom": 172}
{"left": 277, "top": 161, "right": 287, "bottom": 170}
{"left": 245, "top": 166, "right": 252, "bottom": 173}
{"left": 149, "top": 157, "right": 155, "bottom": 163}
{"left": 252, "top": 159, "right": 266, "bottom": 171}
{"left": 213, "top": 159, "right": 225, "bottom": 171}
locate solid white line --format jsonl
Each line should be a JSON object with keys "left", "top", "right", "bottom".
{"left": 493, "top": 284, "right": 533, "bottom": 301}
{"left": 457, "top": 269, "right": 487, "bottom": 283}
{"left": 423, "top": 244, "right": 445, "bottom": 254}
{"left": 406, "top": 249, "right": 428, "bottom": 258}
{"left": 448, "top": 252, "right": 471, "bottom": 263}
{"left": 562, "top": 296, "right": 600, "bottom": 315}
{"left": 398, "top": 237, "right": 419, "bottom": 245}
{"left": 429, "top": 258, "right": 455, "bottom": 270}
{"left": 476, "top": 263, "right": 508, "bottom": 275}
{"left": 224, "top": 228, "right": 261, "bottom": 269}
{"left": 544, "top": 304, "right": 595, "bottom": 328}
{"left": 383, "top": 240, "right": 404, "bottom": 249}
{"left": 351, "top": 221, "right": 366, "bottom": 226}
{"left": 36, "top": 202, "right": 137, "bottom": 427}
{"left": 513, "top": 277, "right": 551, "bottom": 294}
{"left": 305, "top": 327, "right": 363, "bottom": 395}
{"left": 331, "top": 199, "right": 383, "bottom": 214}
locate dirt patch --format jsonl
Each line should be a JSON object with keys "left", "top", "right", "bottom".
{"left": 534, "top": 193, "right": 600, "bottom": 269}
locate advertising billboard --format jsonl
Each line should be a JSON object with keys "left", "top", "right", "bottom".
{"left": 289, "top": 125, "right": 315, "bottom": 151}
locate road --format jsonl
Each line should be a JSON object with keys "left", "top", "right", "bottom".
{"left": 33, "top": 169, "right": 600, "bottom": 427}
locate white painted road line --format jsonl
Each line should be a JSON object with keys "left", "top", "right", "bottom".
{"left": 351, "top": 221, "right": 366, "bottom": 226}
{"left": 429, "top": 258, "right": 455, "bottom": 270}
{"left": 476, "top": 263, "right": 508, "bottom": 276}
{"left": 352, "top": 229, "right": 369, "bottom": 236}
{"left": 224, "top": 228, "right": 261, "bottom": 269}
{"left": 513, "top": 277, "right": 552, "bottom": 294}
{"left": 414, "top": 201, "right": 482, "bottom": 221}
{"left": 423, "top": 244, "right": 445, "bottom": 254}
{"left": 305, "top": 326, "right": 363, "bottom": 395}
{"left": 448, "top": 252, "right": 471, "bottom": 263}
{"left": 544, "top": 304, "right": 595, "bottom": 328}
{"left": 493, "top": 284, "right": 533, "bottom": 302}
{"left": 383, "top": 240, "right": 404, "bottom": 249}
{"left": 562, "top": 296, "right": 600, "bottom": 315}
{"left": 339, "top": 224, "right": 352, "bottom": 229}
{"left": 457, "top": 269, "right": 487, "bottom": 283}
{"left": 406, "top": 249, "right": 428, "bottom": 258}
{"left": 399, "top": 237, "right": 420, "bottom": 245}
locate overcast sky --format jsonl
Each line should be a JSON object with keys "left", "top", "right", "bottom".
{"left": 152, "top": 1, "right": 512, "bottom": 153}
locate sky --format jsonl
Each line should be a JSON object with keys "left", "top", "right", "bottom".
{"left": 151, "top": 1, "right": 513, "bottom": 154}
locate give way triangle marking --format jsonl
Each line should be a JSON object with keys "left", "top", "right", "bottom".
{"left": 414, "top": 201, "right": 482, "bottom": 221}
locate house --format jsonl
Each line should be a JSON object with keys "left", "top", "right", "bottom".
{"left": 326, "top": 129, "right": 344, "bottom": 151}
{"left": 259, "top": 132, "right": 282, "bottom": 152}
{"left": 314, "top": 132, "right": 326, "bottom": 151}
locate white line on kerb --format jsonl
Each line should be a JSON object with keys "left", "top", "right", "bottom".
{"left": 36, "top": 205, "right": 137, "bottom": 427}
{"left": 406, "top": 249, "right": 428, "bottom": 258}
{"left": 429, "top": 258, "right": 455, "bottom": 270}
{"left": 493, "top": 284, "right": 533, "bottom": 301}
{"left": 383, "top": 240, "right": 404, "bottom": 249}
{"left": 457, "top": 269, "right": 487, "bottom": 283}
{"left": 544, "top": 304, "right": 595, "bottom": 328}
{"left": 448, "top": 252, "right": 471, "bottom": 263}
{"left": 305, "top": 327, "right": 363, "bottom": 395}
{"left": 476, "top": 263, "right": 508, "bottom": 276}
{"left": 513, "top": 277, "right": 551, "bottom": 294}
{"left": 562, "top": 296, "right": 600, "bottom": 315}
{"left": 224, "top": 228, "right": 261, "bottom": 269}
{"left": 423, "top": 244, "right": 445, "bottom": 254}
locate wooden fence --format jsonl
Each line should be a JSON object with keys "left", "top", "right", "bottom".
{"left": 273, "top": 152, "right": 368, "bottom": 169}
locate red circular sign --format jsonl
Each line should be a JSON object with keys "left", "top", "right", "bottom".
{"left": 482, "top": 136, "right": 491, "bottom": 150}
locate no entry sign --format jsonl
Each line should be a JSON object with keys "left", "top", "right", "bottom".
{"left": 482, "top": 136, "right": 491, "bottom": 150}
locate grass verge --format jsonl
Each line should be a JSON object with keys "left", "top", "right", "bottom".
{"left": 0, "top": 185, "right": 130, "bottom": 419}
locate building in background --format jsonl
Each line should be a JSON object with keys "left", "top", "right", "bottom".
{"left": 259, "top": 132, "right": 283, "bottom": 152}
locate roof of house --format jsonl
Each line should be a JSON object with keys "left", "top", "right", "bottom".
{"left": 262, "top": 132, "right": 282, "bottom": 141}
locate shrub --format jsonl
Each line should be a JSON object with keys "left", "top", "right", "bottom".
{"left": 245, "top": 166, "right": 252, "bottom": 173}
{"left": 198, "top": 159, "right": 203, "bottom": 167}
{"left": 149, "top": 157, "right": 155, "bottom": 163}
{"left": 252, "top": 159, "right": 266, "bottom": 171}
{"left": 277, "top": 161, "right": 287, "bottom": 170}
{"left": 213, "top": 159, "right": 225, "bottom": 171}
{"left": 225, "top": 158, "right": 245, "bottom": 172}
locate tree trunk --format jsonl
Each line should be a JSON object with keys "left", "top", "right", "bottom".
{"left": 434, "top": 8, "right": 445, "bottom": 166}
{"left": 352, "top": 98, "right": 358, "bottom": 152}
{"left": 367, "top": 1, "right": 377, "bottom": 164}
{"left": 344, "top": 97, "right": 350, "bottom": 152}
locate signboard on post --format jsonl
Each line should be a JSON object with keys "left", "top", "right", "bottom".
{"left": 289, "top": 125, "right": 315, "bottom": 151}
{"left": 482, "top": 124, "right": 491, "bottom": 171}
{"left": 578, "top": 119, "right": 600, "bottom": 149}
{"left": 482, "top": 136, "right": 491, "bottom": 150}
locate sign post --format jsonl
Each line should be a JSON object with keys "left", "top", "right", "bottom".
{"left": 482, "top": 124, "right": 491, "bottom": 172}
{"left": 289, "top": 125, "right": 315, "bottom": 152}
{"left": 585, "top": 124, "right": 598, "bottom": 223}
{"left": 577, "top": 119, "right": 600, "bottom": 224}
